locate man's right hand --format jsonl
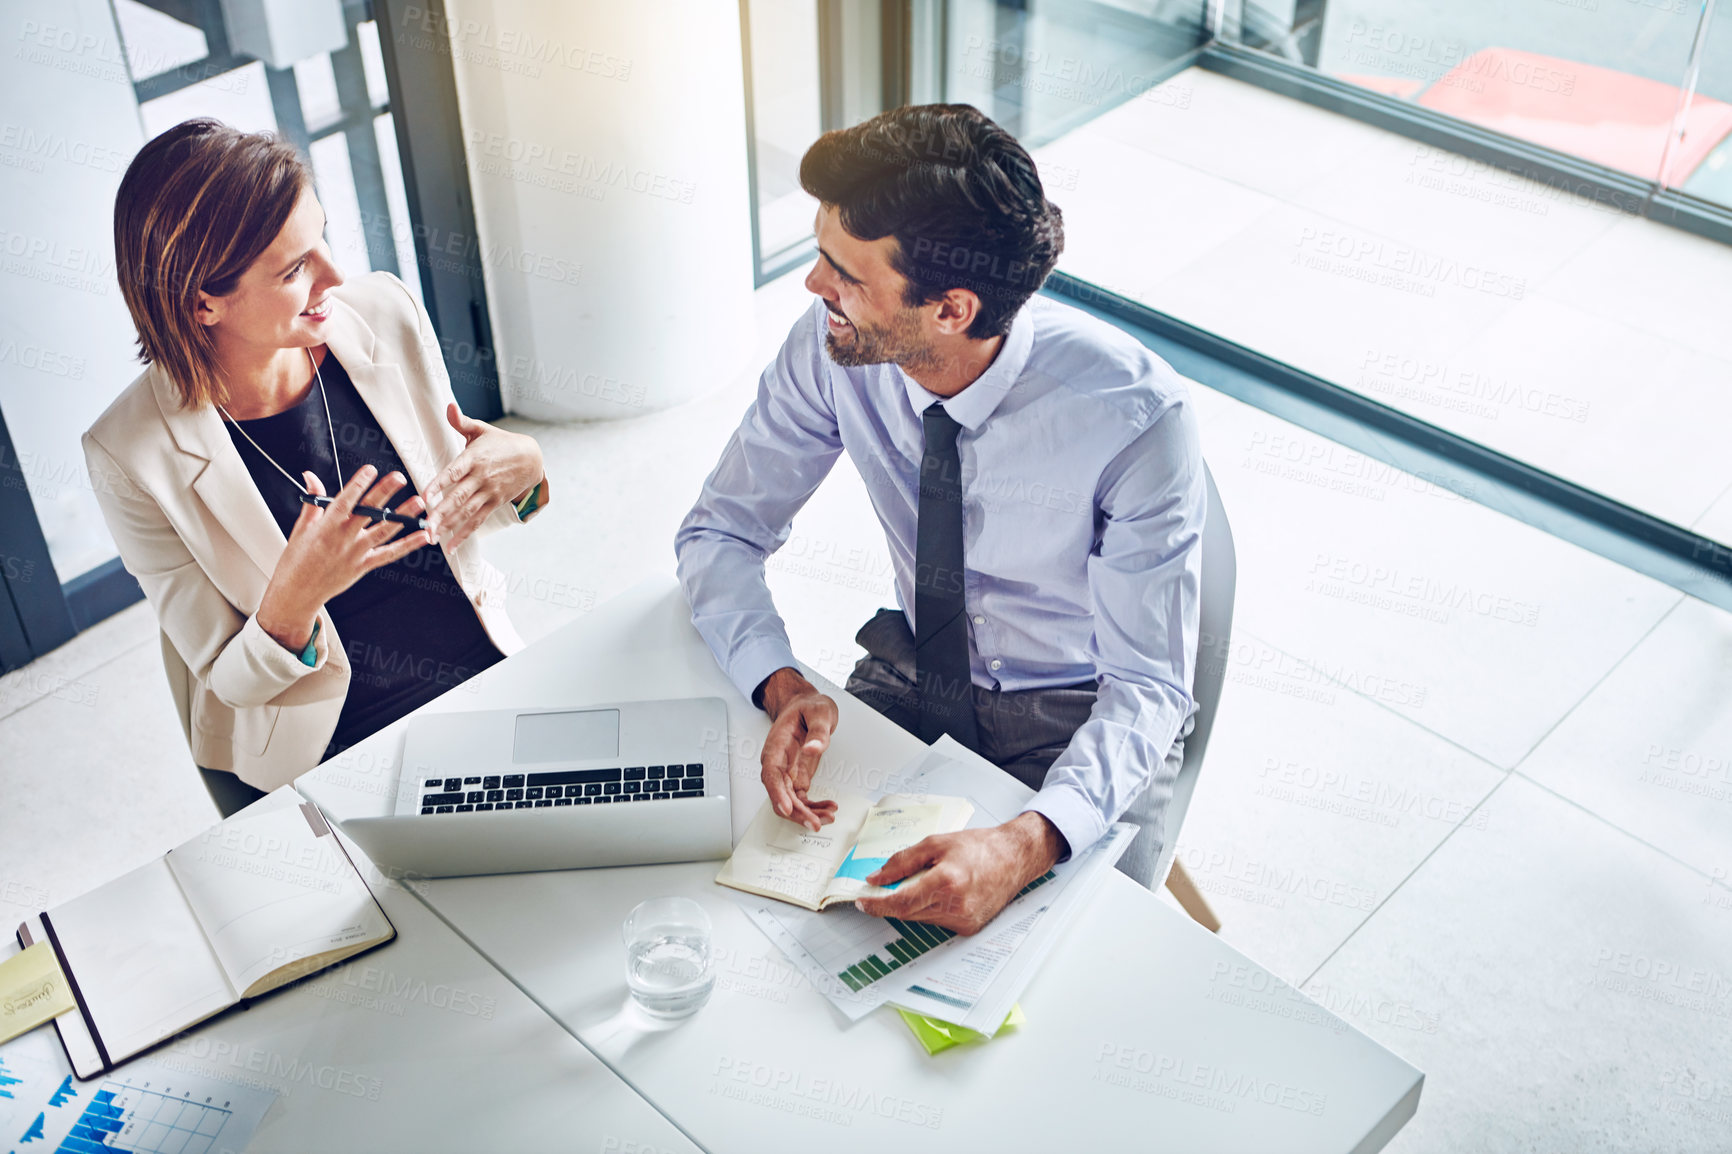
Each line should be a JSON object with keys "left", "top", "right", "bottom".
{"left": 758, "top": 667, "right": 840, "bottom": 832}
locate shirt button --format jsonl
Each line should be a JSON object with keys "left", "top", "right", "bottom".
{"left": 973, "top": 615, "right": 985, "bottom": 625}
{"left": 989, "top": 659, "right": 1002, "bottom": 671}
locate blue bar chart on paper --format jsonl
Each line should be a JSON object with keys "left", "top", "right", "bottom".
{"left": 54, "top": 1080, "right": 240, "bottom": 1154}
{"left": 0, "top": 1040, "right": 275, "bottom": 1154}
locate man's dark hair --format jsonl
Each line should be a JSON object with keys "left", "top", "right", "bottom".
{"left": 799, "top": 104, "right": 1063, "bottom": 340}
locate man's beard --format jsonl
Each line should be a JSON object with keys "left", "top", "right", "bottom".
{"left": 824, "top": 303, "right": 939, "bottom": 375}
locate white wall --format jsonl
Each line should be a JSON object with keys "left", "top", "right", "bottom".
{"left": 438, "top": 0, "right": 757, "bottom": 421}
{"left": 0, "top": 0, "right": 148, "bottom": 581}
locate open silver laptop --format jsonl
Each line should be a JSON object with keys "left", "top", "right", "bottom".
{"left": 338, "top": 698, "right": 734, "bottom": 878}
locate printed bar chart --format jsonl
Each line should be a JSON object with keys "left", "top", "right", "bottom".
{"left": 55, "top": 1082, "right": 234, "bottom": 1154}
{"left": 0, "top": 1044, "right": 272, "bottom": 1154}
{"left": 834, "top": 871, "right": 1054, "bottom": 992}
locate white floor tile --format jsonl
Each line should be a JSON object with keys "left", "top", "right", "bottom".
{"left": 1142, "top": 201, "right": 1517, "bottom": 391}
{"left": 1282, "top": 128, "right": 1623, "bottom": 282}
{"left": 1519, "top": 595, "right": 1732, "bottom": 879}
{"left": 1307, "top": 775, "right": 1732, "bottom": 1154}
{"left": 1540, "top": 214, "right": 1732, "bottom": 364}
{"left": 1173, "top": 642, "right": 1504, "bottom": 983}
{"left": 1445, "top": 295, "right": 1732, "bottom": 529}
{"left": 1195, "top": 393, "right": 1682, "bottom": 768}
{"left": 0, "top": 642, "right": 215, "bottom": 931}
{"left": 1088, "top": 68, "right": 1386, "bottom": 203}
{"left": 0, "top": 600, "right": 156, "bottom": 723}
{"left": 1034, "top": 131, "right": 1281, "bottom": 300}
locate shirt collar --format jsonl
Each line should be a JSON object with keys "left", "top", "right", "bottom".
{"left": 899, "top": 304, "right": 1035, "bottom": 431}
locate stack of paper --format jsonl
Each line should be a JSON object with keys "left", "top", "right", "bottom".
{"left": 735, "top": 742, "right": 1132, "bottom": 1037}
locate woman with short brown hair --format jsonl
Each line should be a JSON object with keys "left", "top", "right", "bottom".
{"left": 88, "top": 118, "right": 549, "bottom": 801}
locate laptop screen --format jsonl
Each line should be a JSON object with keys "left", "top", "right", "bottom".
{"left": 512, "top": 709, "right": 621, "bottom": 763}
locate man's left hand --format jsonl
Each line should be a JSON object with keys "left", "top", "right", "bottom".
{"left": 854, "top": 812, "right": 1066, "bottom": 935}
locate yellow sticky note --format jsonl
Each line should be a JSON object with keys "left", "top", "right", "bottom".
{"left": 0, "top": 942, "right": 75, "bottom": 1045}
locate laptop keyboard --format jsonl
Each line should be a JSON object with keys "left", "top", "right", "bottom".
{"left": 417, "top": 764, "right": 707, "bottom": 814}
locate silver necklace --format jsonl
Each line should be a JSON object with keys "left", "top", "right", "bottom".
{"left": 219, "top": 347, "right": 342, "bottom": 495}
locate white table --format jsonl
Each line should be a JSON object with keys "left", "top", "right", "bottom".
{"left": 299, "top": 577, "right": 1423, "bottom": 1153}
{"left": 1, "top": 838, "right": 700, "bottom": 1154}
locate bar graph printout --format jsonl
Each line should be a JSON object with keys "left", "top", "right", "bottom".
{"left": 740, "top": 820, "right": 1133, "bottom": 1036}
{"left": 0, "top": 1029, "right": 273, "bottom": 1154}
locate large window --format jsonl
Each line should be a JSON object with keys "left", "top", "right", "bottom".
{"left": 746, "top": 0, "right": 825, "bottom": 277}
{"left": 120, "top": 0, "right": 422, "bottom": 307}
{"left": 887, "top": 0, "right": 1732, "bottom": 595}
{"left": 741, "top": 0, "right": 1210, "bottom": 276}
{"left": 939, "top": 0, "right": 1210, "bottom": 145}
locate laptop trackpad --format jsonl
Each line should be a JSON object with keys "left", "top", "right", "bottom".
{"left": 512, "top": 709, "right": 621, "bottom": 763}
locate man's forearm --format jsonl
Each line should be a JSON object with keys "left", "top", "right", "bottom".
{"left": 1004, "top": 811, "right": 1067, "bottom": 880}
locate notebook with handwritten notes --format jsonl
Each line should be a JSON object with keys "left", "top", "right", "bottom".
{"left": 715, "top": 787, "right": 973, "bottom": 911}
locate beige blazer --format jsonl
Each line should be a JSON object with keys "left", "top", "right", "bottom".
{"left": 84, "top": 271, "right": 531, "bottom": 790}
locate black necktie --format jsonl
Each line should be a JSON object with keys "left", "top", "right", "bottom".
{"left": 915, "top": 405, "right": 980, "bottom": 750}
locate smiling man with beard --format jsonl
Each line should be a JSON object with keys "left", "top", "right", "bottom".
{"left": 676, "top": 104, "right": 1204, "bottom": 934}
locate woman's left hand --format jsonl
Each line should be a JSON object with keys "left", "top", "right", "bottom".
{"left": 424, "top": 402, "right": 545, "bottom": 552}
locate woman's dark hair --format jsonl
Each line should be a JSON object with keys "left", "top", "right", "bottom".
{"left": 799, "top": 104, "right": 1063, "bottom": 340}
{"left": 114, "top": 118, "right": 313, "bottom": 408}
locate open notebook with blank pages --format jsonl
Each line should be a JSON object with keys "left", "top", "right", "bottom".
{"left": 16, "top": 787, "right": 393, "bottom": 1077}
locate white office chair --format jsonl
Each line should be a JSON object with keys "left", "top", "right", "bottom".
{"left": 1154, "top": 461, "right": 1235, "bottom": 932}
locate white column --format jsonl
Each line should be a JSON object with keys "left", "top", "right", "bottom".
{"left": 440, "top": 0, "right": 757, "bottom": 421}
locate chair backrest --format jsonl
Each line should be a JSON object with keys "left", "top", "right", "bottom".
{"left": 1152, "top": 461, "right": 1236, "bottom": 890}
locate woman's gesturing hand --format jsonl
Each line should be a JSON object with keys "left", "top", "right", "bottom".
{"left": 424, "top": 403, "right": 544, "bottom": 553}
{"left": 256, "top": 464, "right": 431, "bottom": 653}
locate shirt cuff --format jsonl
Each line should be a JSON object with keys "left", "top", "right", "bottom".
{"left": 298, "top": 620, "right": 321, "bottom": 667}
{"left": 728, "top": 634, "right": 801, "bottom": 709}
{"left": 217, "top": 613, "right": 325, "bottom": 707}
{"left": 511, "top": 476, "right": 548, "bottom": 522}
{"left": 1020, "top": 784, "right": 1107, "bottom": 865}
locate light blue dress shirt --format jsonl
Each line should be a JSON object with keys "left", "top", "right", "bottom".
{"left": 675, "top": 293, "right": 1205, "bottom": 857}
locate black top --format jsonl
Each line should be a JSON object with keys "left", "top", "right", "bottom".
{"left": 223, "top": 351, "right": 502, "bottom": 759}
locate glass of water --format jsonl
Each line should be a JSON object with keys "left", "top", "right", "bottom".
{"left": 622, "top": 896, "right": 714, "bottom": 1019}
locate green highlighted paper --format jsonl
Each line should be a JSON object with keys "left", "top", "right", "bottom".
{"left": 897, "top": 1005, "right": 1026, "bottom": 1055}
